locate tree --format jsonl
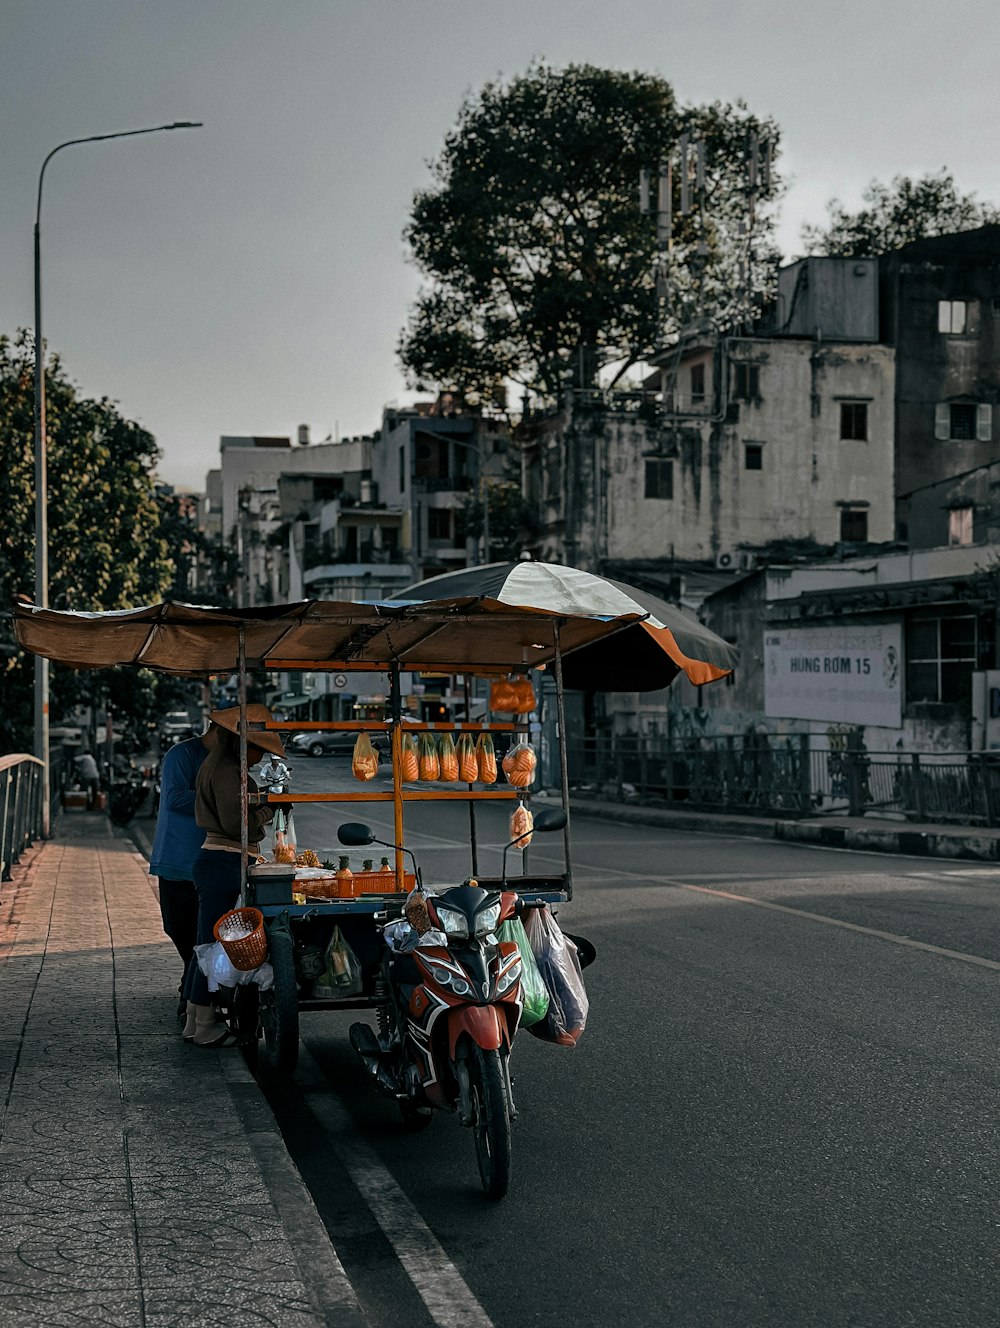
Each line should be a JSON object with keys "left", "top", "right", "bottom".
{"left": 0, "top": 331, "right": 175, "bottom": 750}
{"left": 802, "top": 170, "right": 1000, "bottom": 257}
{"left": 399, "top": 63, "right": 781, "bottom": 404}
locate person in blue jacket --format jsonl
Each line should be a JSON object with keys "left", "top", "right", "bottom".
{"left": 149, "top": 720, "right": 218, "bottom": 1021}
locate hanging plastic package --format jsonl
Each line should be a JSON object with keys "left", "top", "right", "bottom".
{"left": 418, "top": 733, "right": 440, "bottom": 781}
{"left": 401, "top": 731, "right": 419, "bottom": 782}
{"left": 352, "top": 732, "right": 379, "bottom": 782}
{"left": 502, "top": 740, "right": 537, "bottom": 788}
{"left": 489, "top": 677, "right": 518, "bottom": 712}
{"left": 497, "top": 917, "right": 549, "bottom": 1027}
{"left": 457, "top": 732, "right": 478, "bottom": 783}
{"left": 313, "top": 925, "right": 363, "bottom": 998}
{"left": 509, "top": 800, "right": 533, "bottom": 848}
{"left": 438, "top": 732, "right": 459, "bottom": 782}
{"left": 489, "top": 675, "right": 536, "bottom": 715}
{"left": 272, "top": 806, "right": 297, "bottom": 864}
{"left": 523, "top": 904, "right": 589, "bottom": 1047}
{"left": 476, "top": 732, "right": 497, "bottom": 784}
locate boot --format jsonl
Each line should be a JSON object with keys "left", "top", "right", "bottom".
{"left": 182, "top": 1005, "right": 198, "bottom": 1042}
{"left": 190, "top": 1003, "right": 236, "bottom": 1049}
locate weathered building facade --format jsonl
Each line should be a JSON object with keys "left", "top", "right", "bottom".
{"left": 521, "top": 335, "right": 895, "bottom": 569}
{"left": 880, "top": 226, "right": 1000, "bottom": 526}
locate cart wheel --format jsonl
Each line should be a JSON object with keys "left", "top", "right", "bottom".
{"left": 259, "top": 929, "right": 299, "bottom": 1075}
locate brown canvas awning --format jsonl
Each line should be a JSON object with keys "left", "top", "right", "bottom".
{"left": 13, "top": 597, "right": 643, "bottom": 678}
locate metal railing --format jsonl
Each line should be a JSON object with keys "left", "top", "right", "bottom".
{"left": 0, "top": 755, "right": 44, "bottom": 880}
{"left": 562, "top": 734, "right": 1000, "bottom": 827}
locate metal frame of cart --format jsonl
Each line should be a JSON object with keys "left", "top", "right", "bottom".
{"left": 14, "top": 594, "right": 648, "bottom": 1072}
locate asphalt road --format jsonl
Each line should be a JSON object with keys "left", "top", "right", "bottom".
{"left": 264, "top": 755, "right": 1000, "bottom": 1327}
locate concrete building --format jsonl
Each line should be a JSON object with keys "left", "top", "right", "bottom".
{"left": 372, "top": 402, "right": 512, "bottom": 581}
{"left": 520, "top": 271, "right": 896, "bottom": 570}
{"left": 692, "top": 544, "right": 999, "bottom": 753}
{"left": 879, "top": 226, "right": 1000, "bottom": 529}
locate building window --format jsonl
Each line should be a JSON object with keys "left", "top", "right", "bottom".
{"left": 690, "top": 362, "right": 706, "bottom": 405}
{"left": 906, "top": 615, "right": 978, "bottom": 705}
{"left": 839, "top": 507, "right": 868, "bottom": 541}
{"left": 427, "top": 509, "right": 452, "bottom": 542}
{"left": 948, "top": 506, "right": 974, "bottom": 546}
{"left": 744, "top": 442, "right": 763, "bottom": 471}
{"left": 938, "top": 300, "right": 967, "bottom": 334}
{"left": 732, "top": 363, "right": 760, "bottom": 401}
{"left": 645, "top": 458, "right": 674, "bottom": 500}
{"left": 399, "top": 446, "right": 406, "bottom": 493}
{"left": 840, "top": 401, "right": 868, "bottom": 441}
{"left": 936, "top": 401, "right": 991, "bottom": 442}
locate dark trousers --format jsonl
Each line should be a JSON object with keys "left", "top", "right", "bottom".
{"left": 182, "top": 850, "right": 242, "bottom": 1007}
{"left": 157, "top": 878, "right": 199, "bottom": 978}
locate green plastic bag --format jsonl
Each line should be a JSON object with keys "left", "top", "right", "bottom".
{"left": 498, "top": 917, "right": 549, "bottom": 1027}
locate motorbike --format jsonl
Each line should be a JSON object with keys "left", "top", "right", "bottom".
{"left": 341, "top": 807, "right": 578, "bottom": 1200}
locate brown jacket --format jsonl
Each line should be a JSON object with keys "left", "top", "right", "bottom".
{"left": 194, "top": 744, "right": 272, "bottom": 852}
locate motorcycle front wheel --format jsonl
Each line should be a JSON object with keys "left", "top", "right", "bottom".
{"left": 469, "top": 1045, "right": 511, "bottom": 1200}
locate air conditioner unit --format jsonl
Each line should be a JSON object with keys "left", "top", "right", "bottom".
{"left": 715, "top": 550, "right": 739, "bottom": 570}
{"left": 739, "top": 551, "right": 757, "bottom": 571}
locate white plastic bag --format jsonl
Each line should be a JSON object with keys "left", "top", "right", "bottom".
{"left": 194, "top": 941, "right": 274, "bottom": 992}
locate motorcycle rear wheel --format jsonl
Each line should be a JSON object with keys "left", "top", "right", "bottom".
{"left": 469, "top": 1045, "right": 511, "bottom": 1200}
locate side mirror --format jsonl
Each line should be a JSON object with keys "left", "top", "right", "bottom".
{"left": 338, "top": 822, "right": 376, "bottom": 847}
{"left": 532, "top": 807, "right": 567, "bottom": 833}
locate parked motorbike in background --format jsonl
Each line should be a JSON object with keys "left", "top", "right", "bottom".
{"left": 342, "top": 808, "right": 587, "bottom": 1199}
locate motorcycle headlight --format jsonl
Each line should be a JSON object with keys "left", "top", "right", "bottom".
{"left": 430, "top": 965, "right": 472, "bottom": 997}
{"left": 435, "top": 906, "right": 469, "bottom": 939}
{"left": 497, "top": 960, "right": 522, "bottom": 993}
{"left": 474, "top": 901, "right": 501, "bottom": 938}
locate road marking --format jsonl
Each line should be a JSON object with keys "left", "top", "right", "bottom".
{"left": 667, "top": 881, "right": 1000, "bottom": 973}
{"left": 295, "top": 1044, "right": 494, "bottom": 1328}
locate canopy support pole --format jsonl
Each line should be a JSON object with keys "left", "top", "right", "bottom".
{"left": 389, "top": 662, "right": 405, "bottom": 889}
{"left": 238, "top": 627, "right": 249, "bottom": 901}
{"left": 464, "top": 674, "right": 479, "bottom": 875}
{"left": 553, "top": 621, "right": 573, "bottom": 899}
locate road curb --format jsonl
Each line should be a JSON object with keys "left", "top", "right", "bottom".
{"left": 563, "top": 797, "right": 1000, "bottom": 863}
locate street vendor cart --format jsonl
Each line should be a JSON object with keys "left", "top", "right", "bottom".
{"left": 15, "top": 575, "right": 736, "bottom": 1196}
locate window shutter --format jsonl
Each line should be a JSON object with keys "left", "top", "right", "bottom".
{"left": 934, "top": 403, "right": 950, "bottom": 440}
{"left": 976, "top": 404, "right": 992, "bottom": 441}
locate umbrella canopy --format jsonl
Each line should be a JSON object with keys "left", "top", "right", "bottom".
{"left": 396, "top": 561, "right": 738, "bottom": 691}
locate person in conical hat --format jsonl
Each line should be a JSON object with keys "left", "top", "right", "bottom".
{"left": 182, "top": 705, "right": 286, "bottom": 1048}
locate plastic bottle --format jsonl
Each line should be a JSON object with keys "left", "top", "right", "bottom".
{"left": 336, "top": 855, "right": 355, "bottom": 899}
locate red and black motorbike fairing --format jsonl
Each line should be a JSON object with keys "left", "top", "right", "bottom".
{"left": 397, "top": 888, "right": 523, "bottom": 1107}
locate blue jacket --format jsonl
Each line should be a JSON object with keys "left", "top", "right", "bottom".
{"left": 149, "top": 737, "right": 211, "bottom": 881}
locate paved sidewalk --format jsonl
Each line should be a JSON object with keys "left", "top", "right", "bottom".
{"left": 0, "top": 813, "right": 365, "bottom": 1328}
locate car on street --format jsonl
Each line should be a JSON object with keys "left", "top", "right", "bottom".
{"left": 159, "top": 710, "right": 195, "bottom": 748}
{"left": 288, "top": 730, "right": 385, "bottom": 758}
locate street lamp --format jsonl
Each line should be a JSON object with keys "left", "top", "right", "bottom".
{"left": 33, "top": 121, "right": 201, "bottom": 835}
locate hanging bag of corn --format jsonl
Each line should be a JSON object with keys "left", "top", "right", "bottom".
{"left": 400, "top": 731, "right": 419, "bottom": 782}
{"left": 476, "top": 732, "right": 497, "bottom": 784}
{"left": 418, "top": 732, "right": 440, "bottom": 781}
{"left": 438, "top": 732, "right": 459, "bottom": 781}
{"left": 457, "top": 732, "right": 478, "bottom": 783}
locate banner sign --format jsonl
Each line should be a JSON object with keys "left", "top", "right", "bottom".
{"left": 764, "top": 623, "right": 902, "bottom": 727}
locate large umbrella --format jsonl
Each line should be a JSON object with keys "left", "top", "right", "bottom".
{"left": 396, "top": 561, "right": 738, "bottom": 691}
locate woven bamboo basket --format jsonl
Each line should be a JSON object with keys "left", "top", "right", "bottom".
{"left": 214, "top": 907, "right": 268, "bottom": 971}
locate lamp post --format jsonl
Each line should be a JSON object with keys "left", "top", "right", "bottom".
{"left": 33, "top": 121, "right": 201, "bottom": 835}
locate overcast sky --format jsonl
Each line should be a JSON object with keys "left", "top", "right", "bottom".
{"left": 3, "top": 0, "right": 998, "bottom": 491}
